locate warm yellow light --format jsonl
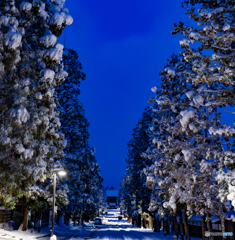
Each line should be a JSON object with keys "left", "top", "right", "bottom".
{"left": 58, "top": 170, "right": 66, "bottom": 176}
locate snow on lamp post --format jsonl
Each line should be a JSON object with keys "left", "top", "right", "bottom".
{"left": 50, "top": 168, "right": 67, "bottom": 240}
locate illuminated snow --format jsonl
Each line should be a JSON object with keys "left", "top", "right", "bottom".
{"left": 21, "top": 2, "right": 32, "bottom": 11}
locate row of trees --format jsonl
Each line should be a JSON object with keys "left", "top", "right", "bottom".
{"left": 120, "top": 0, "right": 235, "bottom": 239}
{"left": 0, "top": 0, "right": 104, "bottom": 231}
{"left": 58, "top": 48, "right": 105, "bottom": 224}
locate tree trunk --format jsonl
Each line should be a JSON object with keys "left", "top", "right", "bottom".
{"left": 22, "top": 205, "right": 29, "bottom": 231}
{"left": 141, "top": 214, "right": 143, "bottom": 228}
{"left": 179, "top": 213, "right": 184, "bottom": 240}
{"left": 219, "top": 201, "right": 225, "bottom": 239}
{"left": 73, "top": 214, "right": 76, "bottom": 226}
{"left": 33, "top": 211, "right": 37, "bottom": 230}
{"left": 169, "top": 216, "right": 173, "bottom": 234}
{"left": 166, "top": 215, "right": 170, "bottom": 234}
{"left": 149, "top": 215, "right": 153, "bottom": 230}
{"left": 65, "top": 212, "right": 69, "bottom": 225}
{"left": 174, "top": 215, "right": 179, "bottom": 237}
{"left": 37, "top": 211, "right": 42, "bottom": 233}
{"left": 48, "top": 209, "right": 52, "bottom": 227}
{"left": 68, "top": 213, "right": 72, "bottom": 226}
{"left": 47, "top": 209, "right": 50, "bottom": 227}
{"left": 143, "top": 218, "right": 147, "bottom": 228}
{"left": 57, "top": 211, "right": 61, "bottom": 226}
{"left": 201, "top": 215, "right": 205, "bottom": 240}
{"left": 59, "top": 213, "right": 64, "bottom": 226}
{"left": 207, "top": 213, "right": 214, "bottom": 240}
{"left": 183, "top": 209, "right": 190, "bottom": 240}
{"left": 137, "top": 214, "right": 141, "bottom": 227}
{"left": 163, "top": 217, "right": 167, "bottom": 236}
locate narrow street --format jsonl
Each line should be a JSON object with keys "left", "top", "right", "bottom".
{"left": 90, "top": 209, "right": 164, "bottom": 240}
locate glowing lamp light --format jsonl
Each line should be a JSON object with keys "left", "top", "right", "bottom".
{"left": 58, "top": 170, "right": 66, "bottom": 176}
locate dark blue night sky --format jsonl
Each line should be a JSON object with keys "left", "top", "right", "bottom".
{"left": 61, "top": 0, "right": 233, "bottom": 189}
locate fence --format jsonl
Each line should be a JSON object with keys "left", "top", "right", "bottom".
{"left": 0, "top": 209, "right": 11, "bottom": 223}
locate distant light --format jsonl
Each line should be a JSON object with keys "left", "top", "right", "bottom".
{"left": 58, "top": 170, "right": 66, "bottom": 176}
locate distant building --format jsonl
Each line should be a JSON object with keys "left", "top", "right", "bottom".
{"left": 105, "top": 188, "right": 118, "bottom": 208}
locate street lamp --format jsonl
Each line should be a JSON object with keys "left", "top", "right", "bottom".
{"left": 50, "top": 168, "right": 67, "bottom": 240}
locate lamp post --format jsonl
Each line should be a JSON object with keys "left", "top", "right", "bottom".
{"left": 50, "top": 168, "right": 66, "bottom": 240}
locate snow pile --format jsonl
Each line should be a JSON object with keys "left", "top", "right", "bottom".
{"left": 189, "top": 123, "right": 197, "bottom": 132}
{"left": 223, "top": 22, "right": 230, "bottom": 31}
{"left": 211, "top": 7, "right": 225, "bottom": 15}
{"left": 193, "top": 95, "right": 204, "bottom": 107}
{"left": 179, "top": 38, "right": 190, "bottom": 47}
{"left": 209, "top": 126, "right": 235, "bottom": 137}
{"left": 32, "top": 1, "right": 49, "bottom": 19}
{"left": 198, "top": 8, "right": 208, "bottom": 17}
{"left": 50, "top": 235, "right": 57, "bottom": 240}
{"left": 180, "top": 109, "right": 196, "bottom": 131}
{"left": 40, "top": 69, "right": 55, "bottom": 84}
{"left": 0, "top": 228, "right": 50, "bottom": 240}
{"left": 186, "top": 91, "right": 194, "bottom": 100}
{"left": 40, "top": 34, "right": 57, "bottom": 48}
{"left": 4, "top": 31, "right": 22, "bottom": 50}
{"left": 0, "top": 136, "right": 10, "bottom": 146}
{"left": 165, "top": 68, "right": 175, "bottom": 77}
{"left": 182, "top": 149, "right": 192, "bottom": 162}
{"left": 185, "top": 91, "right": 204, "bottom": 107}
{"left": 227, "top": 185, "right": 235, "bottom": 207}
{"left": 9, "top": 105, "right": 30, "bottom": 125}
{"left": 189, "top": 32, "right": 201, "bottom": 42}
{"left": 45, "top": 43, "right": 64, "bottom": 62}
{"left": 50, "top": 12, "right": 73, "bottom": 28}
{"left": 21, "top": 2, "right": 33, "bottom": 12}
{"left": 151, "top": 86, "right": 158, "bottom": 93}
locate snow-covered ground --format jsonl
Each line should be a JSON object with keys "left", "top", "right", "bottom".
{"left": 0, "top": 227, "right": 51, "bottom": 240}
{"left": 0, "top": 221, "right": 92, "bottom": 240}
{"left": 91, "top": 209, "right": 201, "bottom": 240}
{"left": 0, "top": 210, "right": 203, "bottom": 240}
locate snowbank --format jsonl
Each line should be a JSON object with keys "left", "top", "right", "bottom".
{"left": 0, "top": 227, "right": 50, "bottom": 240}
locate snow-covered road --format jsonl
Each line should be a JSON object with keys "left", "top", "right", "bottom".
{"left": 0, "top": 210, "right": 181, "bottom": 240}
{"left": 90, "top": 209, "right": 166, "bottom": 240}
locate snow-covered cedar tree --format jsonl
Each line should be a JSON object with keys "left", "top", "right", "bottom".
{"left": 119, "top": 180, "right": 136, "bottom": 218}
{"left": 78, "top": 147, "right": 103, "bottom": 221}
{"left": 172, "top": 0, "right": 235, "bottom": 234}
{"left": 23, "top": 177, "right": 69, "bottom": 232}
{"left": 57, "top": 49, "right": 102, "bottom": 221}
{"left": 0, "top": 0, "right": 72, "bottom": 230}
{"left": 118, "top": 183, "right": 127, "bottom": 215}
{"left": 121, "top": 107, "right": 153, "bottom": 218}
{"left": 29, "top": 178, "right": 69, "bottom": 210}
{"left": 97, "top": 185, "right": 108, "bottom": 214}
{"left": 143, "top": 53, "right": 229, "bottom": 240}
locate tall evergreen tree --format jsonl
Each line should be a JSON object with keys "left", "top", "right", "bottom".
{"left": 0, "top": 0, "right": 72, "bottom": 230}
{"left": 122, "top": 107, "right": 153, "bottom": 221}
{"left": 79, "top": 148, "right": 103, "bottom": 221}
{"left": 57, "top": 48, "right": 103, "bottom": 223}
{"left": 97, "top": 185, "right": 108, "bottom": 215}
{"left": 173, "top": 1, "right": 235, "bottom": 228}
{"left": 143, "top": 53, "right": 228, "bottom": 240}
